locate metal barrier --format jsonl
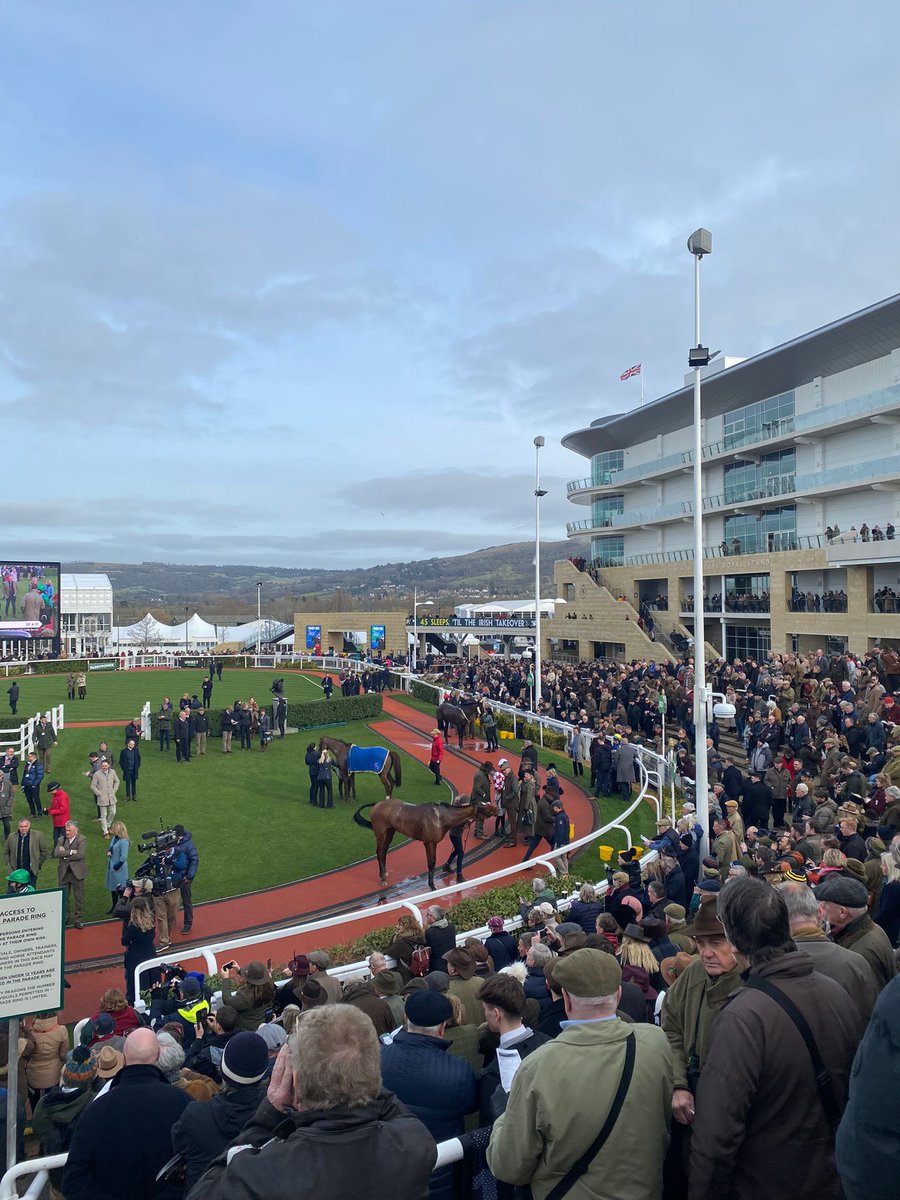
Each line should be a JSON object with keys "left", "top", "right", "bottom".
{"left": 132, "top": 741, "right": 664, "bottom": 1002}
{"left": 1, "top": 1142, "right": 471, "bottom": 1198}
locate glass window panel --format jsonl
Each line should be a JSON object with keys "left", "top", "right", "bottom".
{"left": 591, "top": 535, "right": 624, "bottom": 566}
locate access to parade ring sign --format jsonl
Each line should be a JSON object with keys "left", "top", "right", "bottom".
{"left": 0, "top": 888, "right": 66, "bottom": 1020}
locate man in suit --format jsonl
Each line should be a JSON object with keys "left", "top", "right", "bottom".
{"left": 54, "top": 820, "right": 88, "bottom": 928}
{"left": 5, "top": 817, "right": 49, "bottom": 889}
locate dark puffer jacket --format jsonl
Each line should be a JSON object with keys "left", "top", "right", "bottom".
{"left": 186, "top": 1092, "right": 436, "bottom": 1200}
{"left": 173, "top": 1082, "right": 266, "bottom": 1191}
{"left": 836, "top": 975, "right": 900, "bottom": 1200}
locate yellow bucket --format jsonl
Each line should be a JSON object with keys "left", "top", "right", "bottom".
{"left": 499, "top": 730, "right": 514, "bottom": 740}
{"left": 632, "top": 846, "right": 645, "bottom": 859}
{"left": 598, "top": 845, "right": 615, "bottom": 862}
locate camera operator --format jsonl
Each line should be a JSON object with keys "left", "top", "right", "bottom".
{"left": 151, "top": 967, "right": 209, "bottom": 1047}
{"left": 185, "top": 1004, "right": 240, "bottom": 1082}
{"left": 150, "top": 852, "right": 180, "bottom": 952}
{"left": 171, "top": 825, "right": 199, "bottom": 935}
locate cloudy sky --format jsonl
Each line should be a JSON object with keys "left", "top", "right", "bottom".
{"left": 3, "top": 1, "right": 900, "bottom": 567}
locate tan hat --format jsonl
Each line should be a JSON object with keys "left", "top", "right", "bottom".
{"left": 95, "top": 1044, "right": 125, "bottom": 1079}
{"left": 724, "top": 799, "right": 739, "bottom": 809}
{"left": 660, "top": 952, "right": 694, "bottom": 988}
{"left": 442, "top": 947, "right": 476, "bottom": 980}
{"left": 552, "top": 948, "right": 622, "bottom": 996}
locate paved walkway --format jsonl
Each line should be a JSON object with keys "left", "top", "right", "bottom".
{"left": 59, "top": 692, "right": 596, "bottom": 1021}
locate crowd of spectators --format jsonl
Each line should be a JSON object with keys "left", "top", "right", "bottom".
{"left": 7, "top": 643, "right": 900, "bottom": 1199}
{"left": 790, "top": 589, "right": 850, "bottom": 612}
{"left": 826, "top": 522, "right": 896, "bottom": 543}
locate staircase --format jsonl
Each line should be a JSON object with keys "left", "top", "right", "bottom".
{"left": 553, "top": 563, "right": 676, "bottom": 663}
{"left": 717, "top": 728, "right": 748, "bottom": 770}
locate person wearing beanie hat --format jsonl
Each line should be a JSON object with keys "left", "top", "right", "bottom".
{"left": 484, "top": 916, "right": 518, "bottom": 972}
{"left": 815, "top": 874, "right": 897, "bottom": 991}
{"left": 487, "top": 948, "right": 673, "bottom": 1200}
{"left": 32, "top": 1047, "right": 100, "bottom": 1192}
{"left": 380, "top": 988, "right": 477, "bottom": 1195}
{"left": 63, "top": 1045, "right": 99, "bottom": 1089}
{"left": 172, "top": 1031, "right": 270, "bottom": 1191}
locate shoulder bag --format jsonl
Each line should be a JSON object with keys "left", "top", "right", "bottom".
{"left": 545, "top": 1032, "right": 636, "bottom": 1200}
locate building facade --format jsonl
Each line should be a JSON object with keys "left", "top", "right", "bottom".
{"left": 60, "top": 573, "right": 113, "bottom": 657}
{"left": 556, "top": 294, "right": 900, "bottom": 661}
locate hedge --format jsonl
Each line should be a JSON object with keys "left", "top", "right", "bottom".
{"left": 149, "top": 692, "right": 383, "bottom": 736}
{"left": 187, "top": 872, "right": 585, "bottom": 999}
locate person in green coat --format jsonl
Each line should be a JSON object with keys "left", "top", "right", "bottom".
{"left": 221, "top": 961, "right": 277, "bottom": 1032}
{"left": 488, "top": 949, "right": 673, "bottom": 1200}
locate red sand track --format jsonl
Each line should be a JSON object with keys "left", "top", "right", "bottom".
{"left": 60, "top": 694, "right": 596, "bottom": 1021}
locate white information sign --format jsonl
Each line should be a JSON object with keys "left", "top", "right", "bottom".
{"left": 0, "top": 887, "right": 66, "bottom": 1020}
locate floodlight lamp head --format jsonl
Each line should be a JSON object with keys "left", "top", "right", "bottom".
{"left": 687, "top": 228, "right": 712, "bottom": 258}
{"left": 535, "top": 487, "right": 548, "bottom": 498}
{"left": 533, "top": 435, "right": 545, "bottom": 448}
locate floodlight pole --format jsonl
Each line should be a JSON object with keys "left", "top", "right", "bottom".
{"left": 257, "top": 581, "right": 262, "bottom": 659}
{"left": 688, "top": 228, "right": 712, "bottom": 860}
{"left": 184, "top": 606, "right": 189, "bottom": 657}
{"left": 533, "top": 436, "right": 546, "bottom": 717}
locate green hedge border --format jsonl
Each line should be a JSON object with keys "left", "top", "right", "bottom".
{"left": 150, "top": 692, "right": 383, "bottom": 736}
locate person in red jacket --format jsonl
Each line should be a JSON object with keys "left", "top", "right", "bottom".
{"left": 46, "top": 782, "right": 70, "bottom": 846}
{"left": 429, "top": 728, "right": 444, "bottom": 786}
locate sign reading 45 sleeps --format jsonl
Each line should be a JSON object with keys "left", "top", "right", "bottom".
{"left": 407, "top": 616, "right": 536, "bottom": 629}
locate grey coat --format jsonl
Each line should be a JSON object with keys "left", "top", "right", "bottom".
{"left": 615, "top": 742, "right": 639, "bottom": 784}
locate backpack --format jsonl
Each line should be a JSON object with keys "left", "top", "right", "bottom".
{"left": 409, "top": 944, "right": 431, "bottom": 977}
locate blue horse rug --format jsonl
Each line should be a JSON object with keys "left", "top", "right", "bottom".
{"left": 347, "top": 745, "right": 389, "bottom": 774}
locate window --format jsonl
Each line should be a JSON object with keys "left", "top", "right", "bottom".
{"left": 591, "top": 494, "right": 625, "bottom": 527}
{"left": 724, "top": 391, "right": 795, "bottom": 450}
{"left": 724, "top": 506, "right": 796, "bottom": 555}
{"left": 591, "top": 536, "right": 624, "bottom": 566}
{"left": 591, "top": 450, "right": 624, "bottom": 484}
{"left": 724, "top": 449, "right": 795, "bottom": 504}
{"left": 723, "top": 574, "right": 770, "bottom": 612}
{"left": 725, "top": 625, "right": 772, "bottom": 659}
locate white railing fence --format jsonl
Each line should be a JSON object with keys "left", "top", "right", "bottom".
{"left": 131, "top": 742, "right": 664, "bottom": 1003}
{"left": 0, "top": 705, "right": 64, "bottom": 760}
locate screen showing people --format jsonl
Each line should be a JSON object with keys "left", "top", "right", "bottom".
{"left": 0, "top": 563, "right": 60, "bottom": 638}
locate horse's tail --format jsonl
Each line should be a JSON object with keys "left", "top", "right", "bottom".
{"left": 353, "top": 803, "right": 376, "bottom": 830}
{"left": 390, "top": 750, "right": 402, "bottom": 788}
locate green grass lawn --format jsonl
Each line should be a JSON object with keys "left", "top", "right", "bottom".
{"left": 22, "top": 716, "right": 437, "bottom": 924}
{"left": 3, "top": 667, "right": 322, "bottom": 724}
{"left": 390, "top": 692, "right": 658, "bottom": 879}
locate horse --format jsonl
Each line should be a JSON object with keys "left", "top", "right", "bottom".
{"left": 353, "top": 797, "right": 496, "bottom": 890}
{"left": 436, "top": 697, "right": 482, "bottom": 748}
{"left": 318, "top": 735, "right": 402, "bottom": 801}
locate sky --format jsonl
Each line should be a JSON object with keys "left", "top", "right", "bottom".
{"left": 3, "top": 1, "right": 900, "bottom": 568}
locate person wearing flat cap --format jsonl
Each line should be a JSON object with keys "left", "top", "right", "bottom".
{"left": 380, "top": 989, "right": 477, "bottom": 1200}
{"left": 487, "top": 949, "right": 673, "bottom": 1200}
{"left": 814, "top": 873, "right": 897, "bottom": 991}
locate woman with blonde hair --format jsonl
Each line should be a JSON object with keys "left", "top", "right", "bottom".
{"left": 385, "top": 914, "right": 425, "bottom": 981}
{"left": 92, "top": 987, "right": 140, "bottom": 1038}
{"left": 105, "top": 820, "right": 130, "bottom": 912}
{"left": 122, "top": 896, "right": 156, "bottom": 1004}
{"left": 616, "top": 923, "right": 661, "bottom": 1016}
{"left": 875, "top": 845, "right": 900, "bottom": 946}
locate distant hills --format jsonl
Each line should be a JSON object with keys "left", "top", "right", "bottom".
{"left": 66, "top": 538, "right": 589, "bottom": 621}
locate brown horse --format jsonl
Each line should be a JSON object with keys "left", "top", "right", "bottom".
{"left": 319, "top": 735, "right": 402, "bottom": 800}
{"left": 353, "top": 797, "right": 496, "bottom": 890}
{"left": 436, "top": 698, "right": 481, "bottom": 748}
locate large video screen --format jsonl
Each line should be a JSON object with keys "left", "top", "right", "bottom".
{"left": 0, "top": 563, "right": 61, "bottom": 640}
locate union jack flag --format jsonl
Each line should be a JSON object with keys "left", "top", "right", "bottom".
{"left": 619, "top": 363, "right": 642, "bottom": 381}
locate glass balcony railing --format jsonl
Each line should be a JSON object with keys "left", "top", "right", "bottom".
{"left": 619, "top": 533, "right": 825, "bottom": 566}
{"left": 566, "top": 472, "right": 617, "bottom": 493}
{"left": 682, "top": 385, "right": 900, "bottom": 464}
{"left": 567, "top": 516, "right": 613, "bottom": 535}
{"left": 794, "top": 455, "right": 898, "bottom": 494}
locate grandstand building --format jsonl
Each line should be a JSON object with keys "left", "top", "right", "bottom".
{"left": 552, "top": 293, "right": 900, "bottom": 663}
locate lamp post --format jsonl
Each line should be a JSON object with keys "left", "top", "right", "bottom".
{"left": 688, "top": 228, "right": 712, "bottom": 859}
{"left": 533, "top": 435, "right": 547, "bottom": 716}
{"left": 257, "top": 581, "right": 262, "bottom": 657}
{"left": 184, "top": 606, "right": 189, "bottom": 657}
{"left": 410, "top": 587, "right": 433, "bottom": 674}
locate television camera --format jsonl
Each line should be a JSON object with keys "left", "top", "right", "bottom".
{"left": 134, "top": 824, "right": 180, "bottom": 895}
